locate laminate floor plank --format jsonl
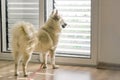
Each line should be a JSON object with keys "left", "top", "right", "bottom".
{"left": 0, "top": 60, "right": 120, "bottom": 80}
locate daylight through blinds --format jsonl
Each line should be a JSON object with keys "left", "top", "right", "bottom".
{"left": 55, "top": 0, "right": 91, "bottom": 57}
{"left": 7, "top": 0, "right": 39, "bottom": 50}
{"left": 6, "top": 0, "right": 91, "bottom": 58}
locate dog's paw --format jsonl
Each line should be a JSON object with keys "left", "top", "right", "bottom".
{"left": 24, "top": 75, "right": 28, "bottom": 77}
{"left": 42, "top": 64, "right": 48, "bottom": 69}
{"left": 14, "top": 73, "right": 19, "bottom": 76}
{"left": 53, "top": 65, "right": 59, "bottom": 69}
{"left": 14, "top": 72, "right": 19, "bottom": 76}
{"left": 24, "top": 74, "right": 28, "bottom": 77}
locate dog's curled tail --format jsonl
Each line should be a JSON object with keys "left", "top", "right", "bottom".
{"left": 12, "top": 21, "right": 36, "bottom": 39}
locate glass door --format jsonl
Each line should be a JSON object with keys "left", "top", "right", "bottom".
{"left": 52, "top": 0, "right": 98, "bottom": 65}
{"left": 1, "top": 0, "right": 98, "bottom": 65}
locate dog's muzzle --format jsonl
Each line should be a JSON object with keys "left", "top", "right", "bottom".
{"left": 62, "top": 23, "right": 67, "bottom": 28}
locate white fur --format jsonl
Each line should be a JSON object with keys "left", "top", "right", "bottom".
{"left": 11, "top": 10, "right": 67, "bottom": 77}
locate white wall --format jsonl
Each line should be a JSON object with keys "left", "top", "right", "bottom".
{"left": 98, "top": 0, "right": 120, "bottom": 64}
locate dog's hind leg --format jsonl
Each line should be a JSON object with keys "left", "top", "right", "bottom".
{"left": 13, "top": 51, "right": 21, "bottom": 76}
{"left": 50, "top": 50, "right": 59, "bottom": 69}
{"left": 22, "top": 53, "right": 32, "bottom": 77}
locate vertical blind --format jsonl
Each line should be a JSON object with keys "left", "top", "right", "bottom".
{"left": 7, "top": 0, "right": 39, "bottom": 50}
{"left": 55, "top": 0, "right": 91, "bottom": 57}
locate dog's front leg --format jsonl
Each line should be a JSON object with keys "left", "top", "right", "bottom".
{"left": 42, "top": 53, "right": 48, "bottom": 69}
{"left": 50, "top": 50, "right": 59, "bottom": 69}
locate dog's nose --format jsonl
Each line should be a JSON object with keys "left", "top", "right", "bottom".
{"left": 62, "top": 23, "right": 67, "bottom": 28}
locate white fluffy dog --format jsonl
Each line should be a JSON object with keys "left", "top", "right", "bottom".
{"left": 11, "top": 10, "right": 67, "bottom": 77}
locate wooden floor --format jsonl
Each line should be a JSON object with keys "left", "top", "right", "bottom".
{"left": 0, "top": 60, "right": 120, "bottom": 80}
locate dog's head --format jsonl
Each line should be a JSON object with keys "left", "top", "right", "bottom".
{"left": 50, "top": 9, "right": 67, "bottom": 28}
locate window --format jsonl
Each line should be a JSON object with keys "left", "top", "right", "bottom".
{"left": 2, "top": 0, "right": 91, "bottom": 58}
{"left": 54, "top": 0, "right": 91, "bottom": 58}
{"left": 1, "top": 0, "right": 98, "bottom": 65}
{"left": 1, "top": 0, "right": 40, "bottom": 51}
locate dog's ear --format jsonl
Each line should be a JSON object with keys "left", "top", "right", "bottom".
{"left": 55, "top": 10, "right": 58, "bottom": 16}
{"left": 51, "top": 9, "right": 58, "bottom": 16}
{"left": 51, "top": 10, "right": 54, "bottom": 15}
{"left": 51, "top": 9, "right": 60, "bottom": 20}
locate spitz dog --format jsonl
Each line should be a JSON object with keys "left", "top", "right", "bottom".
{"left": 11, "top": 10, "right": 67, "bottom": 77}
